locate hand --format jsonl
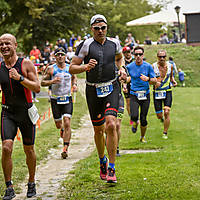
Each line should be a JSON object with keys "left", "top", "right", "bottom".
{"left": 72, "top": 85, "right": 78, "bottom": 92}
{"left": 172, "top": 80, "right": 177, "bottom": 87}
{"left": 9, "top": 68, "right": 20, "bottom": 81}
{"left": 52, "top": 76, "right": 61, "bottom": 84}
{"left": 118, "top": 69, "right": 127, "bottom": 82}
{"left": 155, "top": 81, "right": 161, "bottom": 89}
{"left": 85, "top": 59, "right": 97, "bottom": 72}
{"left": 140, "top": 74, "right": 149, "bottom": 82}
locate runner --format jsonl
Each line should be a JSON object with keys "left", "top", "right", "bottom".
{"left": 69, "top": 14, "right": 126, "bottom": 183}
{"left": 152, "top": 50, "right": 177, "bottom": 139}
{"left": 41, "top": 47, "right": 77, "bottom": 158}
{"left": 122, "top": 46, "right": 134, "bottom": 123}
{"left": 126, "top": 46, "right": 157, "bottom": 143}
{"left": 0, "top": 33, "right": 40, "bottom": 199}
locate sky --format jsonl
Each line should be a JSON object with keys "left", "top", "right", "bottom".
{"left": 150, "top": 0, "right": 200, "bottom": 13}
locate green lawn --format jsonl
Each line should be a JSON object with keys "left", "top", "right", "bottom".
{"left": 59, "top": 87, "right": 200, "bottom": 200}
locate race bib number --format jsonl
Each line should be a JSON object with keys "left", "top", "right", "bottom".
{"left": 136, "top": 91, "right": 147, "bottom": 100}
{"left": 57, "top": 96, "right": 70, "bottom": 104}
{"left": 155, "top": 91, "right": 166, "bottom": 99}
{"left": 96, "top": 82, "right": 113, "bottom": 97}
{"left": 28, "top": 104, "right": 40, "bottom": 125}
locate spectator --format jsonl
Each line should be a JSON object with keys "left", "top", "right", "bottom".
{"left": 29, "top": 45, "right": 41, "bottom": 63}
{"left": 62, "top": 38, "right": 68, "bottom": 52}
{"left": 66, "top": 46, "right": 75, "bottom": 63}
{"left": 144, "top": 36, "right": 152, "bottom": 45}
{"left": 160, "top": 33, "right": 169, "bottom": 44}
{"left": 74, "top": 35, "right": 83, "bottom": 49}
{"left": 126, "top": 33, "right": 135, "bottom": 46}
{"left": 40, "top": 46, "right": 51, "bottom": 65}
{"left": 69, "top": 34, "right": 77, "bottom": 47}
{"left": 178, "top": 68, "right": 185, "bottom": 87}
{"left": 171, "top": 30, "right": 178, "bottom": 43}
{"left": 169, "top": 56, "right": 178, "bottom": 77}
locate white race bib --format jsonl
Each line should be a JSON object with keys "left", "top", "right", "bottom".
{"left": 96, "top": 82, "right": 113, "bottom": 97}
{"left": 136, "top": 91, "right": 147, "bottom": 100}
{"left": 155, "top": 91, "right": 166, "bottom": 99}
{"left": 28, "top": 104, "right": 39, "bottom": 125}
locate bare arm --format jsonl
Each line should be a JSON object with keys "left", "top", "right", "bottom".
{"left": 69, "top": 56, "right": 97, "bottom": 74}
{"left": 9, "top": 59, "right": 40, "bottom": 93}
{"left": 170, "top": 65, "right": 177, "bottom": 86}
{"left": 140, "top": 74, "right": 157, "bottom": 85}
{"left": 71, "top": 74, "right": 78, "bottom": 92}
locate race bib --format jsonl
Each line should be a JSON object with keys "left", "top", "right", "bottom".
{"left": 155, "top": 91, "right": 166, "bottom": 99}
{"left": 57, "top": 96, "right": 70, "bottom": 104}
{"left": 96, "top": 82, "right": 113, "bottom": 97}
{"left": 28, "top": 104, "right": 40, "bottom": 125}
{"left": 136, "top": 91, "right": 147, "bottom": 100}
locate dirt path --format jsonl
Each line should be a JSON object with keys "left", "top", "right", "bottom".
{"left": 15, "top": 79, "right": 95, "bottom": 200}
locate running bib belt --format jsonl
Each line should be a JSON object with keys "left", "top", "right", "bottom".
{"left": 57, "top": 96, "right": 70, "bottom": 104}
{"left": 136, "top": 91, "right": 147, "bottom": 100}
{"left": 96, "top": 82, "right": 113, "bottom": 97}
{"left": 28, "top": 104, "right": 40, "bottom": 125}
{"left": 155, "top": 91, "right": 166, "bottom": 99}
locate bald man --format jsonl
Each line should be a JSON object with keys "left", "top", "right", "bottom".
{"left": 0, "top": 33, "right": 40, "bottom": 199}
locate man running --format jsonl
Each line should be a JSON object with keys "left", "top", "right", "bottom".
{"left": 122, "top": 46, "right": 134, "bottom": 122}
{"left": 152, "top": 50, "right": 177, "bottom": 139}
{"left": 69, "top": 14, "right": 126, "bottom": 183}
{"left": 0, "top": 33, "right": 40, "bottom": 199}
{"left": 126, "top": 46, "right": 157, "bottom": 143}
{"left": 41, "top": 47, "right": 77, "bottom": 158}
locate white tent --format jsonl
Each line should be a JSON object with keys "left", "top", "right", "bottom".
{"left": 126, "top": 9, "right": 185, "bottom": 26}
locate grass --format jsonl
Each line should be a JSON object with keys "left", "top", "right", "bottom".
{"left": 144, "top": 44, "right": 200, "bottom": 87}
{"left": 0, "top": 91, "right": 87, "bottom": 198}
{"left": 59, "top": 87, "right": 200, "bottom": 200}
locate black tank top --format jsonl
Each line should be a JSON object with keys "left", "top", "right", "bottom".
{"left": 0, "top": 58, "right": 32, "bottom": 110}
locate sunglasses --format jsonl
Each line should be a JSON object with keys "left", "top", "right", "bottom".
{"left": 55, "top": 53, "right": 65, "bottom": 56}
{"left": 134, "top": 53, "right": 143, "bottom": 56}
{"left": 93, "top": 26, "right": 107, "bottom": 31}
{"left": 158, "top": 55, "right": 166, "bottom": 58}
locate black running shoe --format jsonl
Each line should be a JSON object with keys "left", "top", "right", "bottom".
{"left": 27, "top": 182, "right": 36, "bottom": 198}
{"left": 3, "top": 187, "right": 16, "bottom": 200}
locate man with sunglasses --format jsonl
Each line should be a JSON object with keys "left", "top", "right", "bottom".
{"left": 41, "top": 47, "right": 77, "bottom": 158}
{"left": 69, "top": 14, "right": 126, "bottom": 183}
{"left": 126, "top": 46, "right": 157, "bottom": 143}
{"left": 152, "top": 50, "right": 177, "bottom": 139}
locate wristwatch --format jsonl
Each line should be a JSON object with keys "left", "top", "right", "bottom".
{"left": 19, "top": 75, "right": 24, "bottom": 82}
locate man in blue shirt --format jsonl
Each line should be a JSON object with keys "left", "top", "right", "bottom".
{"left": 126, "top": 46, "right": 156, "bottom": 143}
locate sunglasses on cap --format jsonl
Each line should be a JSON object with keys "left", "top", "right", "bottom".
{"left": 93, "top": 26, "right": 107, "bottom": 31}
{"left": 158, "top": 55, "right": 166, "bottom": 58}
{"left": 134, "top": 53, "right": 143, "bottom": 56}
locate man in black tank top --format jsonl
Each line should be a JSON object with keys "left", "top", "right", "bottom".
{"left": 70, "top": 14, "right": 126, "bottom": 184}
{"left": 0, "top": 33, "right": 40, "bottom": 199}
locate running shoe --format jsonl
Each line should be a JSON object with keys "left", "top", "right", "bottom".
{"left": 27, "top": 182, "right": 36, "bottom": 198}
{"left": 162, "top": 134, "right": 168, "bottom": 139}
{"left": 131, "top": 126, "right": 137, "bottom": 133}
{"left": 61, "top": 148, "right": 68, "bottom": 159}
{"left": 107, "top": 167, "right": 117, "bottom": 183}
{"left": 140, "top": 137, "right": 147, "bottom": 143}
{"left": 100, "top": 158, "right": 108, "bottom": 180}
{"left": 3, "top": 187, "right": 16, "bottom": 200}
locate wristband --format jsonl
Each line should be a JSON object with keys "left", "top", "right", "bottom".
{"left": 18, "top": 75, "right": 24, "bottom": 82}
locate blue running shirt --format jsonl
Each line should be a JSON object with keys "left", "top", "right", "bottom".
{"left": 126, "top": 61, "right": 156, "bottom": 95}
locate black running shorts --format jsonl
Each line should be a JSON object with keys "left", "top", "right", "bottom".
{"left": 86, "top": 81, "right": 120, "bottom": 126}
{"left": 153, "top": 91, "right": 172, "bottom": 113}
{"left": 50, "top": 97, "right": 73, "bottom": 121}
{"left": 1, "top": 107, "right": 36, "bottom": 145}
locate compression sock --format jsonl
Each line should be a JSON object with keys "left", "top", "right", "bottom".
{"left": 99, "top": 155, "right": 107, "bottom": 164}
{"left": 108, "top": 163, "right": 115, "bottom": 170}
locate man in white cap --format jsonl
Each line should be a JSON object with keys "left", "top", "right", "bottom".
{"left": 69, "top": 14, "right": 126, "bottom": 183}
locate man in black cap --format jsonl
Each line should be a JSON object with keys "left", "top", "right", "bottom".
{"left": 41, "top": 47, "right": 77, "bottom": 159}
{"left": 69, "top": 14, "right": 126, "bottom": 183}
